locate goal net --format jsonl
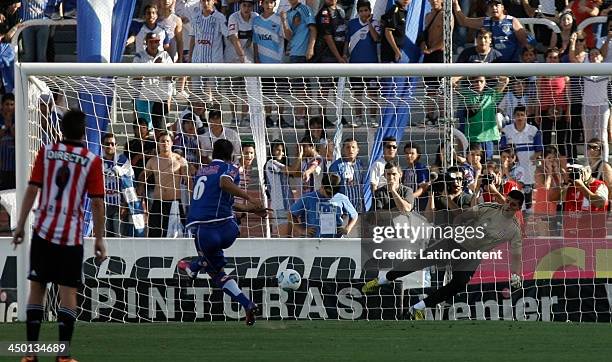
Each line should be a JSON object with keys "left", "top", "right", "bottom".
{"left": 13, "top": 62, "right": 612, "bottom": 323}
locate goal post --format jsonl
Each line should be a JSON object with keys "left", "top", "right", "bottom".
{"left": 13, "top": 62, "right": 612, "bottom": 322}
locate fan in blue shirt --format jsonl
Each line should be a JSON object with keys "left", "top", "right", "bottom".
{"left": 289, "top": 173, "right": 358, "bottom": 238}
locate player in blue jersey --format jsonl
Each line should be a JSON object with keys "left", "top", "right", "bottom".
{"left": 288, "top": 173, "right": 358, "bottom": 238}
{"left": 178, "top": 139, "right": 269, "bottom": 326}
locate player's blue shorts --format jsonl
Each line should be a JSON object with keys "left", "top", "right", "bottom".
{"left": 191, "top": 218, "right": 240, "bottom": 273}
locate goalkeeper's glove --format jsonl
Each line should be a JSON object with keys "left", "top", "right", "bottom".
{"left": 510, "top": 273, "right": 522, "bottom": 288}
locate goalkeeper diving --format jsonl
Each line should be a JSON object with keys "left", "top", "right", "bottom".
{"left": 362, "top": 190, "right": 525, "bottom": 320}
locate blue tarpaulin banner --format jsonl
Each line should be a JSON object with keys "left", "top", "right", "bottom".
{"left": 79, "top": 0, "right": 136, "bottom": 235}
{"left": 363, "top": 0, "right": 430, "bottom": 211}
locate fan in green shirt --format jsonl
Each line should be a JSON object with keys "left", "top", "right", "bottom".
{"left": 460, "top": 76, "right": 509, "bottom": 143}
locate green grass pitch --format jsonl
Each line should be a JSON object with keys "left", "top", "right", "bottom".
{"left": 1, "top": 321, "right": 611, "bottom": 361}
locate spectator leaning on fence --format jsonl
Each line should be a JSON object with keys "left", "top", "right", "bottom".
{"left": 264, "top": 140, "right": 294, "bottom": 231}
{"left": 123, "top": 117, "right": 157, "bottom": 186}
{"left": 401, "top": 142, "right": 429, "bottom": 212}
{"left": 533, "top": 146, "right": 564, "bottom": 236}
{"left": 373, "top": 161, "right": 414, "bottom": 214}
{"left": 101, "top": 133, "right": 124, "bottom": 237}
{"left": 289, "top": 134, "right": 325, "bottom": 194}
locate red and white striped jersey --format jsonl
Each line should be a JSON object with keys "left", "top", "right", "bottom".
{"left": 29, "top": 141, "right": 104, "bottom": 246}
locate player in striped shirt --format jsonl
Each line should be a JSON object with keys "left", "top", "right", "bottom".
{"left": 329, "top": 138, "right": 365, "bottom": 212}
{"left": 13, "top": 109, "right": 106, "bottom": 362}
{"left": 179, "top": 139, "right": 269, "bottom": 326}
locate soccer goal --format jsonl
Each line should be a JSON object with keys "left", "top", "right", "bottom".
{"left": 12, "top": 62, "right": 612, "bottom": 323}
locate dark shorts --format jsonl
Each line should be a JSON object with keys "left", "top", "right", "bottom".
{"left": 191, "top": 218, "right": 240, "bottom": 273}
{"left": 423, "top": 50, "right": 444, "bottom": 88}
{"left": 349, "top": 77, "right": 381, "bottom": 91}
{"left": 28, "top": 233, "right": 84, "bottom": 288}
{"left": 261, "top": 77, "right": 290, "bottom": 96}
{"left": 288, "top": 56, "right": 308, "bottom": 91}
{"left": 148, "top": 199, "right": 186, "bottom": 238}
{"left": 317, "top": 77, "right": 338, "bottom": 92}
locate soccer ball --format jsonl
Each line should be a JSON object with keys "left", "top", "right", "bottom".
{"left": 277, "top": 269, "right": 302, "bottom": 291}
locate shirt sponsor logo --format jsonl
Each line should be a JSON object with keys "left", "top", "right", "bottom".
{"left": 46, "top": 150, "right": 90, "bottom": 166}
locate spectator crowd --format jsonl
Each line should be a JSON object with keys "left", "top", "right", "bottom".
{"left": 1, "top": 0, "right": 612, "bottom": 238}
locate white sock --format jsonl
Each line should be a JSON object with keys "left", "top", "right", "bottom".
{"left": 378, "top": 272, "right": 388, "bottom": 285}
{"left": 222, "top": 279, "right": 242, "bottom": 297}
{"left": 412, "top": 300, "right": 426, "bottom": 310}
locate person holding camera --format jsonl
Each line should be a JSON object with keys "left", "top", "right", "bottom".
{"left": 425, "top": 166, "right": 474, "bottom": 226}
{"left": 586, "top": 138, "right": 612, "bottom": 204}
{"left": 476, "top": 148, "right": 525, "bottom": 205}
{"left": 478, "top": 161, "right": 507, "bottom": 204}
{"left": 533, "top": 146, "right": 564, "bottom": 236}
{"left": 562, "top": 163, "right": 609, "bottom": 238}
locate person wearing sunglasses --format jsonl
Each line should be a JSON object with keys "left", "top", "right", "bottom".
{"left": 102, "top": 133, "right": 122, "bottom": 237}
{"left": 369, "top": 136, "right": 398, "bottom": 192}
{"left": 425, "top": 166, "right": 475, "bottom": 227}
{"left": 586, "top": 138, "right": 612, "bottom": 202}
